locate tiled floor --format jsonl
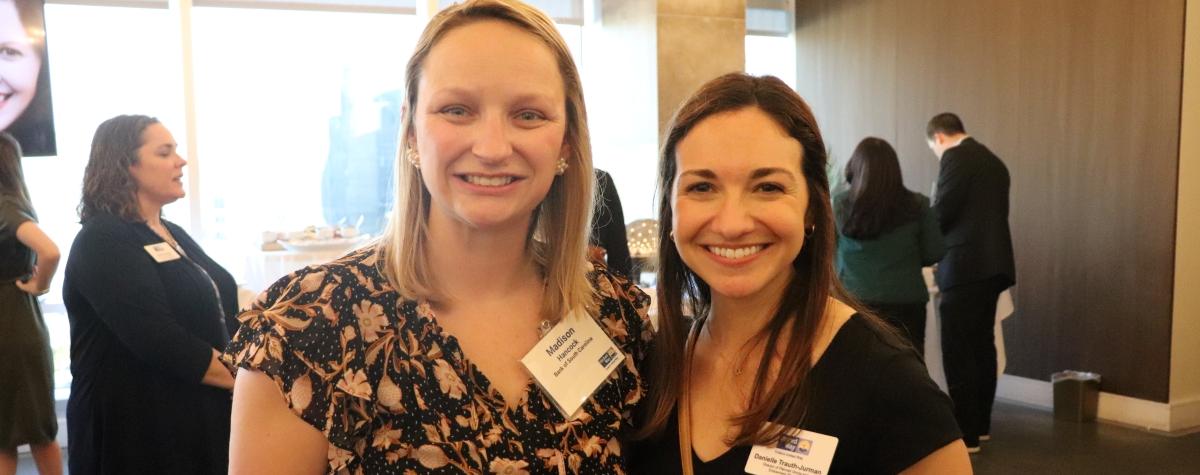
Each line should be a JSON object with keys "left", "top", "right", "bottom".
{"left": 15, "top": 400, "right": 1200, "bottom": 474}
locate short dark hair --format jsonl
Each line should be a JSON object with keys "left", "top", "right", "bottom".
{"left": 926, "top": 112, "right": 965, "bottom": 139}
{"left": 78, "top": 115, "right": 161, "bottom": 222}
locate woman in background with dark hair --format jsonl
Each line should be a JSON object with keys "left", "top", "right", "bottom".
{"left": 0, "top": 132, "right": 62, "bottom": 475}
{"left": 632, "top": 74, "right": 968, "bottom": 474}
{"left": 833, "top": 137, "right": 944, "bottom": 356}
{"left": 63, "top": 115, "right": 237, "bottom": 474}
{"left": 0, "top": 0, "right": 56, "bottom": 156}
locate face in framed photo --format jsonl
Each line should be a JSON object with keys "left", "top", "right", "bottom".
{"left": 0, "top": 0, "right": 54, "bottom": 156}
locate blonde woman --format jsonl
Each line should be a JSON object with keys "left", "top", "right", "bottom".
{"left": 225, "top": 1, "right": 653, "bottom": 473}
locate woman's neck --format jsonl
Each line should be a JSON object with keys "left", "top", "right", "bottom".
{"left": 706, "top": 272, "right": 793, "bottom": 351}
{"left": 425, "top": 212, "right": 540, "bottom": 308}
{"left": 137, "top": 193, "right": 163, "bottom": 228}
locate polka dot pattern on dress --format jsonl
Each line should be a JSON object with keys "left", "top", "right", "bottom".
{"left": 224, "top": 247, "right": 654, "bottom": 474}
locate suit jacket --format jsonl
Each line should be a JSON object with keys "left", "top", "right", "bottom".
{"left": 933, "top": 137, "right": 1016, "bottom": 291}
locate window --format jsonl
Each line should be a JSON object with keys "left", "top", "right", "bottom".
{"left": 190, "top": 7, "right": 419, "bottom": 283}
{"left": 745, "top": 0, "right": 796, "bottom": 88}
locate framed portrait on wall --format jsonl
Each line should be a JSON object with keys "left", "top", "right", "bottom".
{"left": 1, "top": 0, "right": 54, "bottom": 156}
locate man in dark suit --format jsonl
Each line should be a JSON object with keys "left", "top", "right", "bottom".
{"left": 927, "top": 113, "right": 1016, "bottom": 454}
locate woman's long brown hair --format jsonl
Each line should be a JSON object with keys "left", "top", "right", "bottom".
{"left": 636, "top": 73, "right": 860, "bottom": 445}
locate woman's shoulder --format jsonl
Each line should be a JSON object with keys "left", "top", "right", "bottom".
{"left": 823, "top": 303, "right": 917, "bottom": 366}
{"left": 587, "top": 260, "right": 650, "bottom": 314}
{"left": 585, "top": 259, "right": 654, "bottom": 348}
{"left": 252, "top": 246, "right": 394, "bottom": 310}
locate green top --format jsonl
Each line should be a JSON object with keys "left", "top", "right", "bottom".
{"left": 833, "top": 191, "right": 945, "bottom": 304}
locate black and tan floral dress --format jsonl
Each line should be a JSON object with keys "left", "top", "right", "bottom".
{"left": 224, "top": 247, "right": 654, "bottom": 474}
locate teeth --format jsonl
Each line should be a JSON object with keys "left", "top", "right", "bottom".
{"left": 707, "top": 245, "right": 764, "bottom": 259}
{"left": 464, "top": 175, "right": 515, "bottom": 187}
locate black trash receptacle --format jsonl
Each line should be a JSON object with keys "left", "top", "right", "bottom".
{"left": 1051, "top": 371, "right": 1101, "bottom": 422}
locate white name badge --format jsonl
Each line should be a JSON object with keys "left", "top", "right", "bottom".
{"left": 745, "top": 424, "right": 839, "bottom": 475}
{"left": 521, "top": 311, "right": 625, "bottom": 419}
{"left": 144, "top": 242, "right": 181, "bottom": 263}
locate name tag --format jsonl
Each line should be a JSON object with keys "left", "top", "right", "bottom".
{"left": 144, "top": 242, "right": 181, "bottom": 263}
{"left": 521, "top": 310, "right": 624, "bottom": 418}
{"left": 745, "top": 425, "right": 838, "bottom": 475}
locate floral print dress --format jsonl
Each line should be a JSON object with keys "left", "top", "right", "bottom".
{"left": 224, "top": 248, "right": 654, "bottom": 474}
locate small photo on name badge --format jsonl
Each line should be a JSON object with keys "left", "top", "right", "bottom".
{"left": 598, "top": 348, "right": 618, "bottom": 368}
{"left": 776, "top": 434, "right": 813, "bottom": 456}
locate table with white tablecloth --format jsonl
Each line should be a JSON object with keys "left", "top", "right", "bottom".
{"left": 237, "top": 247, "right": 361, "bottom": 309}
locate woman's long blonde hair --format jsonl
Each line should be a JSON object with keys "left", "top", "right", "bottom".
{"left": 376, "top": 0, "right": 596, "bottom": 320}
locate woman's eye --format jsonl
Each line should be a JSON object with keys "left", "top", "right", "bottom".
{"left": 0, "top": 46, "right": 22, "bottom": 58}
{"left": 440, "top": 106, "right": 469, "bottom": 117}
{"left": 516, "top": 110, "right": 545, "bottom": 122}
{"left": 684, "top": 182, "right": 713, "bottom": 193}
{"left": 756, "top": 182, "right": 785, "bottom": 193}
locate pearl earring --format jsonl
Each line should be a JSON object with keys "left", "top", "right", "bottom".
{"left": 406, "top": 148, "right": 420, "bottom": 169}
{"left": 555, "top": 157, "right": 568, "bottom": 175}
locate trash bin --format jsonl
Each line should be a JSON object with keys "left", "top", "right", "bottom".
{"left": 1051, "top": 371, "right": 1101, "bottom": 422}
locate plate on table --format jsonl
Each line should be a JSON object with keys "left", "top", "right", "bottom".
{"left": 278, "top": 234, "right": 371, "bottom": 252}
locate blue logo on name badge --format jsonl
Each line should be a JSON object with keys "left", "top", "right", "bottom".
{"left": 598, "top": 348, "right": 618, "bottom": 368}
{"left": 777, "top": 435, "right": 813, "bottom": 456}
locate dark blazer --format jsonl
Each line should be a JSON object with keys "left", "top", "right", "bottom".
{"left": 933, "top": 137, "right": 1016, "bottom": 291}
{"left": 591, "top": 169, "right": 632, "bottom": 277}
{"left": 62, "top": 213, "right": 237, "bottom": 474}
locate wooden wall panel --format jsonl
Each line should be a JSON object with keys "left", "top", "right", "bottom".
{"left": 796, "top": 0, "right": 1185, "bottom": 401}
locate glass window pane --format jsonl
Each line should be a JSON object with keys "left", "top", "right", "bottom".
{"left": 745, "top": 34, "right": 796, "bottom": 89}
{"left": 191, "top": 7, "right": 417, "bottom": 291}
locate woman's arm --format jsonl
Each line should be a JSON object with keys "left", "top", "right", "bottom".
{"left": 68, "top": 220, "right": 223, "bottom": 387}
{"left": 900, "top": 440, "right": 972, "bottom": 474}
{"left": 230, "top": 369, "right": 329, "bottom": 474}
{"left": 202, "top": 349, "right": 234, "bottom": 389}
{"left": 14, "top": 220, "right": 59, "bottom": 294}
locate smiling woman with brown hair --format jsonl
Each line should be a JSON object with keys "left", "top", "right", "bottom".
{"left": 631, "top": 73, "right": 970, "bottom": 474}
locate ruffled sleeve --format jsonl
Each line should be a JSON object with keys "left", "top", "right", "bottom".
{"left": 223, "top": 263, "right": 376, "bottom": 467}
{"left": 589, "top": 262, "right": 654, "bottom": 368}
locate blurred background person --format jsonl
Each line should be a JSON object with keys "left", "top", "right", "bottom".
{"left": 0, "top": 132, "right": 61, "bottom": 475}
{"left": 63, "top": 115, "right": 237, "bottom": 474}
{"left": 0, "top": 0, "right": 56, "bottom": 156}
{"left": 591, "top": 168, "right": 632, "bottom": 277}
{"left": 926, "top": 112, "right": 1015, "bottom": 453}
{"left": 833, "top": 137, "right": 944, "bottom": 356}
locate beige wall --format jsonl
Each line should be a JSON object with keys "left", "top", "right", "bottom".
{"left": 656, "top": 0, "right": 746, "bottom": 137}
{"left": 1171, "top": 0, "right": 1200, "bottom": 409}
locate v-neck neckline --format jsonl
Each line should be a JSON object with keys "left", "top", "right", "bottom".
{"left": 687, "top": 314, "right": 863, "bottom": 465}
{"left": 413, "top": 299, "right": 559, "bottom": 418}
